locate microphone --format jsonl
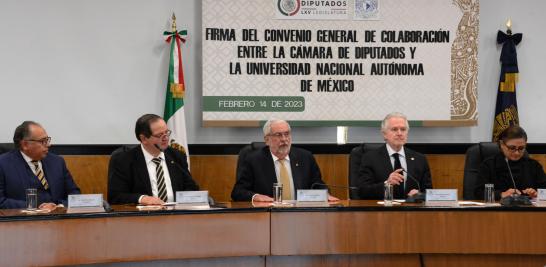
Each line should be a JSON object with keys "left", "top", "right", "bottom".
{"left": 401, "top": 168, "right": 421, "bottom": 192}
{"left": 504, "top": 158, "right": 518, "bottom": 194}
{"left": 501, "top": 158, "right": 531, "bottom": 206}
{"left": 401, "top": 168, "right": 425, "bottom": 203}
{"left": 154, "top": 143, "right": 165, "bottom": 152}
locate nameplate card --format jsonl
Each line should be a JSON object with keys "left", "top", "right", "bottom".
{"left": 295, "top": 189, "right": 328, "bottom": 207}
{"left": 425, "top": 189, "right": 458, "bottom": 207}
{"left": 175, "top": 191, "right": 210, "bottom": 209}
{"left": 67, "top": 194, "right": 105, "bottom": 213}
{"left": 535, "top": 189, "right": 546, "bottom": 207}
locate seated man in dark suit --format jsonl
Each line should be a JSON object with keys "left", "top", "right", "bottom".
{"left": 356, "top": 112, "right": 433, "bottom": 199}
{"left": 0, "top": 121, "right": 80, "bottom": 210}
{"left": 108, "top": 114, "right": 199, "bottom": 205}
{"left": 231, "top": 119, "right": 338, "bottom": 202}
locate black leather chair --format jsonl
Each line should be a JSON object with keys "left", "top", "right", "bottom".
{"left": 348, "top": 143, "right": 384, "bottom": 199}
{"left": 462, "top": 142, "right": 501, "bottom": 200}
{"left": 0, "top": 143, "right": 14, "bottom": 155}
{"left": 107, "top": 145, "right": 137, "bottom": 184}
{"left": 235, "top": 142, "right": 266, "bottom": 179}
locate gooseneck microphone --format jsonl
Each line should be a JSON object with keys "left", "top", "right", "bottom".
{"left": 401, "top": 168, "right": 425, "bottom": 203}
{"left": 500, "top": 158, "right": 531, "bottom": 206}
{"left": 504, "top": 158, "right": 518, "bottom": 194}
{"left": 154, "top": 143, "right": 165, "bottom": 152}
{"left": 401, "top": 168, "right": 421, "bottom": 192}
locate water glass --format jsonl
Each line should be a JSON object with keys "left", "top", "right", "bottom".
{"left": 273, "top": 183, "right": 283, "bottom": 204}
{"left": 26, "top": 188, "right": 38, "bottom": 210}
{"left": 484, "top": 183, "right": 495, "bottom": 205}
{"left": 384, "top": 182, "right": 393, "bottom": 206}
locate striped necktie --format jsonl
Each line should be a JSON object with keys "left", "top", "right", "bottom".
{"left": 31, "top": 160, "right": 49, "bottom": 190}
{"left": 152, "top": 158, "right": 168, "bottom": 202}
{"left": 279, "top": 159, "right": 293, "bottom": 200}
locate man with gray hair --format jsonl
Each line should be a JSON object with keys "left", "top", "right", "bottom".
{"left": 0, "top": 121, "right": 80, "bottom": 209}
{"left": 355, "top": 112, "right": 432, "bottom": 199}
{"left": 231, "top": 119, "right": 338, "bottom": 202}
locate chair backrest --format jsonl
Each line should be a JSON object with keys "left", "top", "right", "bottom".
{"left": 235, "top": 142, "right": 266, "bottom": 180}
{"left": 0, "top": 143, "right": 14, "bottom": 155}
{"left": 348, "top": 143, "right": 384, "bottom": 199}
{"left": 107, "top": 145, "right": 137, "bottom": 183}
{"left": 462, "top": 142, "right": 500, "bottom": 200}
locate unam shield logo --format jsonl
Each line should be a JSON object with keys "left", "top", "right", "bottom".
{"left": 277, "top": 0, "right": 301, "bottom": 16}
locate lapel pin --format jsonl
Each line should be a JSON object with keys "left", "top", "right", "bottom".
{"left": 296, "top": 163, "right": 299, "bottom": 167}
{"left": 411, "top": 157, "right": 415, "bottom": 161}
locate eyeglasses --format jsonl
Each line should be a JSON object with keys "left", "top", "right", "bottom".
{"left": 269, "top": 131, "right": 291, "bottom": 138}
{"left": 505, "top": 145, "right": 526, "bottom": 153}
{"left": 501, "top": 141, "right": 526, "bottom": 153}
{"left": 25, "top": 136, "right": 52, "bottom": 146}
{"left": 151, "top": 130, "right": 172, "bottom": 139}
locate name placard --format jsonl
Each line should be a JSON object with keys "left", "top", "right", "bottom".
{"left": 296, "top": 189, "right": 329, "bottom": 207}
{"left": 67, "top": 194, "right": 105, "bottom": 213}
{"left": 536, "top": 189, "right": 546, "bottom": 207}
{"left": 175, "top": 191, "right": 210, "bottom": 209}
{"left": 297, "top": 189, "right": 328, "bottom": 202}
{"left": 425, "top": 189, "right": 458, "bottom": 207}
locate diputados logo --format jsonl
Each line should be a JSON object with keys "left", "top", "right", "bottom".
{"left": 277, "top": 0, "right": 301, "bottom": 16}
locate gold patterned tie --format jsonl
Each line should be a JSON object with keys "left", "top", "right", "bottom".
{"left": 279, "top": 159, "right": 293, "bottom": 200}
{"left": 31, "top": 161, "right": 49, "bottom": 190}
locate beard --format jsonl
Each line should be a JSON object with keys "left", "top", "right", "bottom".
{"left": 276, "top": 144, "right": 291, "bottom": 155}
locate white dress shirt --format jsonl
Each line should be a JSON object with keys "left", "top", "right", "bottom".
{"left": 386, "top": 144, "right": 407, "bottom": 189}
{"left": 140, "top": 144, "right": 175, "bottom": 203}
{"left": 271, "top": 153, "right": 295, "bottom": 198}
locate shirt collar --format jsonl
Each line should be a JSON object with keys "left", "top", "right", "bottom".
{"left": 20, "top": 151, "right": 35, "bottom": 163}
{"left": 141, "top": 144, "right": 165, "bottom": 164}
{"left": 386, "top": 143, "right": 405, "bottom": 158}
{"left": 271, "top": 152, "right": 290, "bottom": 163}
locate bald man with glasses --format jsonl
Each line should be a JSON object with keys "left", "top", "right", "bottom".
{"left": 0, "top": 121, "right": 80, "bottom": 209}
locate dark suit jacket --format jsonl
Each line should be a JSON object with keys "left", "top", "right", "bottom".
{"left": 356, "top": 144, "right": 433, "bottom": 199}
{"left": 476, "top": 153, "right": 546, "bottom": 200}
{"left": 231, "top": 146, "right": 325, "bottom": 201}
{"left": 0, "top": 150, "right": 81, "bottom": 209}
{"left": 108, "top": 146, "right": 199, "bottom": 204}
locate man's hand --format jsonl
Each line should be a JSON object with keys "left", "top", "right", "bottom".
{"left": 386, "top": 168, "right": 405, "bottom": 185}
{"left": 140, "top": 196, "right": 165, "bottom": 205}
{"left": 327, "top": 194, "right": 340, "bottom": 202}
{"left": 407, "top": 189, "right": 420, "bottom": 197}
{"left": 252, "top": 194, "right": 274, "bottom": 202}
{"left": 39, "top": 202, "right": 57, "bottom": 211}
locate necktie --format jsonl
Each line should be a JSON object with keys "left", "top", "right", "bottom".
{"left": 279, "top": 159, "right": 293, "bottom": 200}
{"left": 152, "top": 158, "right": 168, "bottom": 202}
{"left": 31, "top": 161, "right": 49, "bottom": 190}
{"left": 392, "top": 153, "right": 405, "bottom": 198}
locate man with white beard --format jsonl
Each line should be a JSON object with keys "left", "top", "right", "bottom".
{"left": 231, "top": 119, "right": 338, "bottom": 202}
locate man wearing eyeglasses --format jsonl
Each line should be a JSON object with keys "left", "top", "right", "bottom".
{"left": 0, "top": 121, "right": 80, "bottom": 209}
{"left": 108, "top": 114, "right": 199, "bottom": 205}
{"left": 231, "top": 119, "right": 339, "bottom": 202}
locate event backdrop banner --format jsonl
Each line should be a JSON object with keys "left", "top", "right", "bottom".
{"left": 202, "top": 0, "right": 479, "bottom": 127}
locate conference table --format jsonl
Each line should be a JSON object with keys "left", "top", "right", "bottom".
{"left": 1, "top": 201, "right": 545, "bottom": 267}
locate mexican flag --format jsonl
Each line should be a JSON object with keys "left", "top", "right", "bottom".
{"left": 163, "top": 26, "right": 189, "bottom": 164}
